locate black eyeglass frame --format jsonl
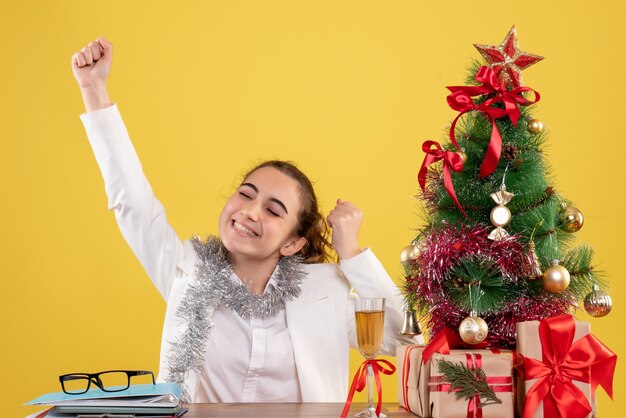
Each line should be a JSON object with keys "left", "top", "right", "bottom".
{"left": 59, "top": 370, "right": 155, "bottom": 394}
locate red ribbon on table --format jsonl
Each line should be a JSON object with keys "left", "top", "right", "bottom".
{"left": 429, "top": 353, "right": 513, "bottom": 418}
{"left": 521, "top": 314, "right": 617, "bottom": 418}
{"left": 446, "top": 66, "right": 540, "bottom": 178}
{"left": 418, "top": 140, "right": 466, "bottom": 216}
{"left": 341, "top": 359, "right": 396, "bottom": 418}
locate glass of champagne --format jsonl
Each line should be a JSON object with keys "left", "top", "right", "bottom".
{"left": 354, "top": 298, "right": 386, "bottom": 418}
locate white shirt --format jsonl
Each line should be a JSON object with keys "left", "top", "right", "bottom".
{"left": 195, "top": 273, "right": 301, "bottom": 402}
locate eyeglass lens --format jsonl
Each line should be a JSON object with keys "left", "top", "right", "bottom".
{"left": 61, "top": 374, "right": 92, "bottom": 394}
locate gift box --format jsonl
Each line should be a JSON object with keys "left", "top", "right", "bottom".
{"left": 516, "top": 315, "right": 616, "bottom": 418}
{"left": 397, "top": 344, "right": 429, "bottom": 416}
{"left": 397, "top": 342, "right": 513, "bottom": 418}
{"left": 429, "top": 351, "right": 514, "bottom": 418}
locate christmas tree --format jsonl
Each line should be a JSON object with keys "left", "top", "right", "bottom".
{"left": 402, "top": 26, "right": 613, "bottom": 348}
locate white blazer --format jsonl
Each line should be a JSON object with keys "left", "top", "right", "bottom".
{"left": 80, "top": 104, "right": 421, "bottom": 402}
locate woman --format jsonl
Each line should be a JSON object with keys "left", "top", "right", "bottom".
{"left": 72, "top": 36, "right": 420, "bottom": 403}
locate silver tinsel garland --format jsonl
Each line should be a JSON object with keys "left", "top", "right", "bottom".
{"left": 165, "top": 235, "right": 304, "bottom": 401}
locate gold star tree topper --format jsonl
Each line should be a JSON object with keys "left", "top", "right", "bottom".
{"left": 474, "top": 25, "right": 544, "bottom": 88}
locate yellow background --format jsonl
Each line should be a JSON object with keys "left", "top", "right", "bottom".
{"left": 2, "top": 1, "right": 624, "bottom": 416}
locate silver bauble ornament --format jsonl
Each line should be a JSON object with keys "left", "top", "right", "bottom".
{"left": 458, "top": 315, "right": 489, "bottom": 345}
{"left": 584, "top": 284, "right": 613, "bottom": 317}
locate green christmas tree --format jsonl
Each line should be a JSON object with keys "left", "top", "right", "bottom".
{"left": 402, "top": 26, "right": 612, "bottom": 348}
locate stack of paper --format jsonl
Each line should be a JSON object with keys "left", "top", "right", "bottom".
{"left": 25, "top": 383, "right": 186, "bottom": 417}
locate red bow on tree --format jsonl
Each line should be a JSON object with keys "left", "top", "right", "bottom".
{"left": 522, "top": 315, "right": 617, "bottom": 418}
{"left": 418, "top": 140, "right": 466, "bottom": 216}
{"left": 446, "top": 66, "right": 540, "bottom": 178}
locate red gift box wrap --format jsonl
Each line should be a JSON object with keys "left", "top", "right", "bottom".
{"left": 429, "top": 351, "right": 514, "bottom": 418}
{"left": 516, "top": 315, "right": 616, "bottom": 418}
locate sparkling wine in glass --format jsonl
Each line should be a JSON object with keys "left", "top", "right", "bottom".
{"left": 354, "top": 298, "right": 386, "bottom": 418}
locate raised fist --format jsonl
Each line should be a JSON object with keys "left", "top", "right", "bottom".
{"left": 327, "top": 198, "right": 363, "bottom": 260}
{"left": 71, "top": 36, "right": 113, "bottom": 89}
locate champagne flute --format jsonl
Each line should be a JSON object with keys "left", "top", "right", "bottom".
{"left": 354, "top": 298, "right": 386, "bottom": 418}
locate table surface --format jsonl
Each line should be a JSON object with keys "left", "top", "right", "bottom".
{"left": 183, "top": 402, "right": 414, "bottom": 417}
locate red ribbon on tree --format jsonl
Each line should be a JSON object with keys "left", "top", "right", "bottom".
{"left": 446, "top": 66, "right": 540, "bottom": 178}
{"left": 521, "top": 315, "right": 617, "bottom": 418}
{"left": 341, "top": 359, "right": 396, "bottom": 418}
{"left": 418, "top": 140, "right": 466, "bottom": 216}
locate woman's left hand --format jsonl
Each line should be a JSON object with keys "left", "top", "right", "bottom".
{"left": 327, "top": 199, "right": 363, "bottom": 260}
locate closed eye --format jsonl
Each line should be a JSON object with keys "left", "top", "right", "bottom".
{"left": 267, "top": 208, "right": 280, "bottom": 217}
{"left": 238, "top": 191, "right": 252, "bottom": 199}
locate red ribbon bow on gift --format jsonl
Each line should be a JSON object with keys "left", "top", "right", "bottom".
{"left": 422, "top": 327, "right": 491, "bottom": 364}
{"left": 341, "top": 359, "right": 396, "bottom": 418}
{"left": 418, "top": 140, "right": 466, "bottom": 216}
{"left": 422, "top": 327, "right": 462, "bottom": 364}
{"left": 522, "top": 314, "right": 617, "bottom": 418}
{"left": 447, "top": 66, "right": 540, "bottom": 178}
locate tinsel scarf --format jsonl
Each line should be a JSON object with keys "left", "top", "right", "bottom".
{"left": 165, "top": 235, "right": 304, "bottom": 401}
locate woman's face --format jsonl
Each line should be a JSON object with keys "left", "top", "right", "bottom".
{"left": 219, "top": 166, "right": 306, "bottom": 263}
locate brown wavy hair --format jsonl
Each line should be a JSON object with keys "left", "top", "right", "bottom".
{"left": 242, "top": 160, "right": 332, "bottom": 263}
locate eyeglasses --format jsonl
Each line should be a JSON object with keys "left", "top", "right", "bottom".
{"left": 59, "top": 370, "right": 155, "bottom": 394}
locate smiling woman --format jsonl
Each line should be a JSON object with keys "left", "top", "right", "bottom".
{"left": 219, "top": 165, "right": 311, "bottom": 293}
{"left": 72, "top": 36, "right": 421, "bottom": 404}
{"left": 241, "top": 160, "right": 336, "bottom": 265}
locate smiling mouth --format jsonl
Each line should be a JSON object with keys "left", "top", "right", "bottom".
{"left": 232, "top": 220, "right": 259, "bottom": 237}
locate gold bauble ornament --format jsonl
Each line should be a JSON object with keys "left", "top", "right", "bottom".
{"left": 584, "top": 284, "right": 613, "bottom": 317}
{"left": 400, "top": 244, "right": 420, "bottom": 270}
{"left": 561, "top": 206, "right": 584, "bottom": 232}
{"left": 527, "top": 119, "right": 544, "bottom": 134}
{"left": 542, "top": 260, "right": 570, "bottom": 293}
{"left": 458, "top": 315, "right": 489, "bottom": 345}
{"left": 456, "top": 150, "right": 468, "bottom": 165}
